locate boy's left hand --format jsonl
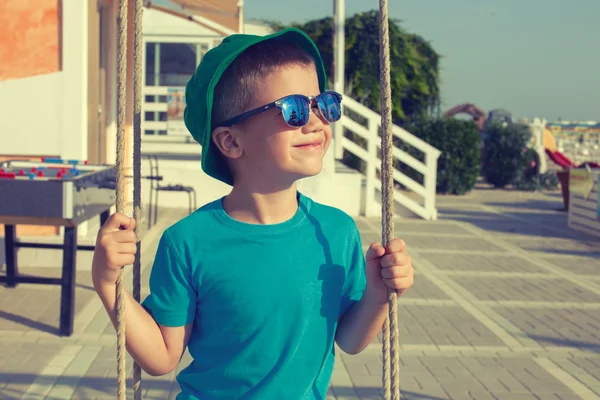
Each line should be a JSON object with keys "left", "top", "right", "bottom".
{"left": 365, "top": 238, "right": 414, "bottom": 304}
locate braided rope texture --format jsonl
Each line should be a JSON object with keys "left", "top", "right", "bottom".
{"left": 115, "top": 0, "right": 128, "bottom": 397}
{"left": 132, "top": 0, "right": 144, "bottom": 398}
{"left": 378, "top": 0, "right": 401, "bottom": 399}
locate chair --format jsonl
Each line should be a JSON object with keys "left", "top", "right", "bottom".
{"left": 146, "top": 155, "right": 197, "bottom": 228}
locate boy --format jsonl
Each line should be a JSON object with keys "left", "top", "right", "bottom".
{"left": 92, "top": 28, "right": 414, "bottom": 399}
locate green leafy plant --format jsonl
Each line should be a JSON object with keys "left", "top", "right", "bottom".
{"left": 482, "top": 122, "right": 532, "bottom": 188}
{"left": 512, "top": 148, "right": 559, "bottom": 191}
{"left": 401, "top": 118, "right": 481, "bottom": 195}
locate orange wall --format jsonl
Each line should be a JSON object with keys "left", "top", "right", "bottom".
{"left": 0, "top": 0, "right": 61, "bottom": 81}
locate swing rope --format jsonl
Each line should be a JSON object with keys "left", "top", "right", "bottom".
{"left": 378, "top": 0, "right": 401, "bottom": 399}
{"left": 113, "top": 1, "right": 397, "bottom": 399}
{"left": 132, "top": 0, "right": 144, "bottom": 398}
{"left": 115, "top": 0, "right": 144, "bottom": 399}
{"left": 115, "top": 0, "right": 128, "bottom": 396}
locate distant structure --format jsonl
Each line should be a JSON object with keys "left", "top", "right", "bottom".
{"left": 546, "top": 120, "right": 600, "bottom": 134}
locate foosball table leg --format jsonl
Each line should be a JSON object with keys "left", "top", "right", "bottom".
{"left": 100, "top": 209, "right": 110, "bottom": 226}
{"left": 59, "top": 226, "right": 77, "bottom": 336}
{"left": 4, "top": 225, "right": 18, "bottom": 288}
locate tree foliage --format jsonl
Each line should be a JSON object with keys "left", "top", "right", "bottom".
{"left": 275, "top": 11, "right": 440, "bottom": 124}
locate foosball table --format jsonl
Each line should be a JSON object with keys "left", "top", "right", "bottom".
{"left": 0, "top": 158, "right": 117, "bottom": 336}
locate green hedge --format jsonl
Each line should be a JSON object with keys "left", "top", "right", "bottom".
{"left": 482, "top": 122, "right": 532, "bottom": 188}
{"left": 483, "top": 122, "right": 559, "bottom": 191}
{"left": 401, "top": 118, "right": 481, "bottom": 195}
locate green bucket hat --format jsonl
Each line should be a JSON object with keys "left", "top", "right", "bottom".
{"left": 183, "top": 27, "right": 328, "bottom": 186}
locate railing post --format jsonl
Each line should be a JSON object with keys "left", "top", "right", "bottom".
{"left": 363, "top": 116, "right": 378, "bottom": 217}
{"left": 334, "top": 122, "right": 344, "bottom": 160}
{"left": 333, "top": 0, "right": 345, "bottom": 161}
{"left": 423, "top": 153, "right": 438, "bottom": 220}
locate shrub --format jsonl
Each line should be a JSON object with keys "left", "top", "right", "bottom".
{"left": 512, "top": 148, "right": 539, "bottom": 190}
{"left": 512, "top": 148, "right": 560, "bottom": 191}
{"left": 482, "top": 122, "right": 532, "bottom": 188}
{"left": 400, "top": 118, "right": 481, "bottom": 195}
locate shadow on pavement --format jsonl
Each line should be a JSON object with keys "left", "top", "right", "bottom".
{"left": 0, "top": 309, "right": 59, "bottom": 335}
{"left": 525, "top": 334, "right": 600, "bottom": 353}
{"left": 0, "top": 374, "right": 451, "bottom": 400}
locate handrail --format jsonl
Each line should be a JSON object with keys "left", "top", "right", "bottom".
{"left": 339, "top": 95, "right": 441, "bottom": 220}
{"left": 343, "top": 97, "right": 441, "bottom": 156}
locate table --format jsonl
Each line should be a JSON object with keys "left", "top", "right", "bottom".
{"left": 0, "top": 158, "right": 116, "bottom": 336}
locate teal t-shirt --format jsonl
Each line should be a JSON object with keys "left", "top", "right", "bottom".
{"left": 141, "top": 192, "right": 366, "bottom": 399}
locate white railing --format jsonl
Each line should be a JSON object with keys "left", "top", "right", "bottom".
{"left": 338, "top": 97, "right": 442, "bottom": 220}
{"left": 142, "top": 85, "right": 191, "bottom": 137}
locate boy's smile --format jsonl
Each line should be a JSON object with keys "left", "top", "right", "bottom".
{"left": 291, "top": 133, "right": 326, "bottom": 150}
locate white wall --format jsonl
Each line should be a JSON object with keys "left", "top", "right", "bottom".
{"left": 0, "top": 1, "right": 88, "bottom": 159}
{"left": 0, "top": 73, "right": 63, "bottom": 155}
{"left": 244, "top": 21, "right": 274, "bottom": 36}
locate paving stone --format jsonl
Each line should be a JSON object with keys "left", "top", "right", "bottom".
{"left": 0, "top": 342, "right": 27, "bottom": 379}
{"left": 464, "top": 219, "right": 571, "bottom": 240}
{"left": 495, "top": 307, "right": 600, "bottom": 350}
{"left": 0, "top": 268, "right": 96, "bottom": 335}
{"left": 402, "top": 274, "right": 451, "bottom": 300}
{"left": 503, "top": 237, "right": 600, "bottom": 257}
{"left": 552, "top": 393, "right": 590, "bottom": 400}
{"left": 340, "top": 353, "right": 451, "bottom": 398}
{"left": 538, "top": 255, "right": 600, "bottom": 276}
{"left": 450, "top": 276, "right": 600, "bottom": 303}
{"left": 425, "top": 253, "right": 546, "bottom": 273}
{"left": 547, "top": 357, "right": 600, "bottom": 397}
{"left": 491, "top": 394, "right": 550, "bottom": 399}
{"left": 567, "top": 357, "right": 600, "bottom": 381}
{"left": 461, "top": 356, "right": 560, "bottom": 395}
{"left": 372, "top": 305, "right": 505, "bottom": 347}
{"left": 401, "top": 385, "right": 448, "bottom": 400}
{"left": 394, "top": 220, "right": 474, "bottom": 236}
{"left": 0, "top": 342, "right": 63, "bottom": 399}
{"left": 442, "top": 385, "right": 496, "bottom": 400}
{"left": 497, "top": 357, "right": 577, "bottom": 394}
{"left": 400, "top": 235, "right": 507, "bottom": 252}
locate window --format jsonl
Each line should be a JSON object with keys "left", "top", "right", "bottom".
{"left": 144, "top": 41, "right": 210, "bottom": 136}
{"left": 145, "top": 42, "right": 206, "bottom": 87}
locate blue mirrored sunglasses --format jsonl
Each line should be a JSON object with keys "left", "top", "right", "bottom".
{"left": 214, "top": 90, "right": 343, "bottom": 129}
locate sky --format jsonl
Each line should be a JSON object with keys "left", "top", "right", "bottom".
{"left": 161, "top": 0, "right": 599, "bottom": 122}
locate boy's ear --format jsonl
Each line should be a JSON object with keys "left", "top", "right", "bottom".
{"left": 211, "top": 127, "right": 243, "bottom": 160}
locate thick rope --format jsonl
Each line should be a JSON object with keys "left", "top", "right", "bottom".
{"left": 116, "top": 0, "right": 128, "bottom": 398}
{"left": 132, "top": 0, "right": 144, "bottom": 398}
{"left": 378, "top": 0, "right": 401, "bottom": 399}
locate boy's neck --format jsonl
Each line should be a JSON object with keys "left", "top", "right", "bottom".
{"left": 223, "top": 183, "right": 299, "bottom": 225}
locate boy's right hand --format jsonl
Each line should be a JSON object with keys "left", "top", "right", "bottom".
{"left": 92, "top": 212, "right": 137, "bottom": 288}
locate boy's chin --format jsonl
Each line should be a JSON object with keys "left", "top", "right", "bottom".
{"left": 295, "top": 162, "right": 324, "bottom": 179}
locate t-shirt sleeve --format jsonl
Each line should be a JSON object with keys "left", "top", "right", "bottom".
{"left": 339, "top": 225, "right": 367, "bottom": 317}
{"left": 141, "top": 230, "right": 197, "bottom": 327}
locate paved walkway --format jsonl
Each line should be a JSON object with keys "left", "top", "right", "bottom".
{"left": 1, "top": 186, "right": 600, "bottom": 399}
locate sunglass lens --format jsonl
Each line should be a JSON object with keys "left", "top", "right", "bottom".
{"left": 317, "top": 92, "right": 342, "bottom": 122}
{"left": 281, "top": 96, "right": 310, "bottom": 127}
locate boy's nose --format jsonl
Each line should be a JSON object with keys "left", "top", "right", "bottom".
{"left": 302, "top": 107, "right": 325, "bottom": 134}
